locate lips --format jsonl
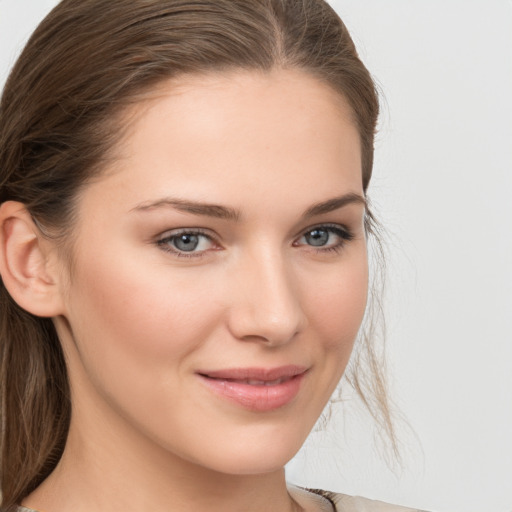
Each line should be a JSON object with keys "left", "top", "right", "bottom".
{"left": 197, "top": 365, "right": 308, "bottom": 412}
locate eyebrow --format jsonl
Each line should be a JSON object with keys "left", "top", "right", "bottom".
{"left": 132, "top": 197, "right": 241, "bottom": 221}
{"left": 131, "top": 192, "right": 366, "bottom": 221}
{"left": 302, "top": 192, "right": 366, "bottom": 218}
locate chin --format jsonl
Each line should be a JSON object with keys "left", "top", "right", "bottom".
{"left": 178, "top": 424, "right": 309, "bottom": 477}
{"left": 199, "top": 451, "right": 296, "bottom": 477}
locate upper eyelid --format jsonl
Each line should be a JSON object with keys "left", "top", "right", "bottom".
{"left": 156, "top": 227, "right": 215, "bottom": 240}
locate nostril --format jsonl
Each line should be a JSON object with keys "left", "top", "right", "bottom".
{"left": 229, "top": 308, "right": 304, "bottom": 346}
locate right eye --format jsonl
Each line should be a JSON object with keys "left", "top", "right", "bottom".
{"left": 156, "top": 229, "right": 216, "bottom": 257}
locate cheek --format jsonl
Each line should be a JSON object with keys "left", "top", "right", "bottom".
{"left": 64, "top": 252, "right": 225, "bottom": 379}
{"left": 291, "top": 251, "right": 368, "bottom": 424}
{"left": 304, "top": 255, "right": 368, "bottom": 354}
{"left": 61, "top": 254, "right": 231, "bottom": 444}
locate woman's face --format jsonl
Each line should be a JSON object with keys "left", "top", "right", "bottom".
{"left": 54, "top": 69, "right": 368, "bottom": 475}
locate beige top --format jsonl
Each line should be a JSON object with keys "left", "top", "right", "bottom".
{"left": 18, "top": 487, "right": 428, "bottom": 512}
{"left": 289, "top": 486, "right": 427, "bottom": 512}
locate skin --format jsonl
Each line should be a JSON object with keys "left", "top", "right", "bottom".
{"left": 20, "top": 69, "right": 368, "bottom": 512}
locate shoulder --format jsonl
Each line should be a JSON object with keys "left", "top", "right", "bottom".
{"left": 312, "top": 490, "right": 428, "bottom": 512}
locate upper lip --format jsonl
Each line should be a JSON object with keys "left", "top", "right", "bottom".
{"left": 197, "top": 365, "right": 308, "bottom": 381}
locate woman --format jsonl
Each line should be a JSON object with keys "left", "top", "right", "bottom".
{"left": 0, "top": 1, "right": 426, "bottom": 511}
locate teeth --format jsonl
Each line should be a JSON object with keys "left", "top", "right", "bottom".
{"left": 265, "top": 378, "right": 284, "bottom": 386}
{"left": 212, "top": 376, "right": 293, "bottom": 385}
{"left": 244, "top": 377, "right": 288, "bottom": 386}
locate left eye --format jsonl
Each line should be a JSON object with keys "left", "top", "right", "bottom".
{"left": 296, "top": 225, "right": 353, "bottom": 249}
{"left": 157, "top": 231, "right": 214, "bottom": 255}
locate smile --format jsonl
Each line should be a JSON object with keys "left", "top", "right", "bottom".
{"left": 197, "top": 366, "right": 308, "bottom": 412}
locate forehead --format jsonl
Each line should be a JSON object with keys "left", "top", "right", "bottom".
{"left": 88, "top": 69, "right": 363, "bottom": 213}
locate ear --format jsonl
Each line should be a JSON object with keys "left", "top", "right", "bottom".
{"left": 0, "top": 201, "right": 65, "bottom": 317}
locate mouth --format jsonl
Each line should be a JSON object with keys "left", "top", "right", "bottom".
{"left": 196, "top": 366, "right": 308, "bottom": 412}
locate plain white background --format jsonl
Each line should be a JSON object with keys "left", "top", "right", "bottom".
{"left": 1, "top": 2, "right": 511, "bottom": 512}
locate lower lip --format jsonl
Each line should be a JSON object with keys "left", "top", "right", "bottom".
{"left": 198, "top": 373, "right": 306, "bottom": 412}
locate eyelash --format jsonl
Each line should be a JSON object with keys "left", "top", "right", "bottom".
{"left": 294, "top": 224, "right": 355, "bottom": 254}
{"left": 156, "top": 228, "right": 214, "bottom": 259}
{"left": 156, "top": 224, "right": 354, "bottom": 259}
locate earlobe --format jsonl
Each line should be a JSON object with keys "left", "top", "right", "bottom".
{"left": 0, "top": 201, "right": 65, "bottom": 317}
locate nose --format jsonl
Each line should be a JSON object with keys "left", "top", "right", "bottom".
{"left": 227, "top": 248, "right": 306, "bottom": 346}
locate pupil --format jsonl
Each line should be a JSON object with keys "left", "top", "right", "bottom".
{"left": 174, "top": 234, "right": 199, "bottom": 252}
{"left": 306, "top": 229, "right": 329, "bottom": 246}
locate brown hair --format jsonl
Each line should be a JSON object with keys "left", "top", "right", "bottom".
{"left": 0, "top": 0, "right": 386, "bottom": 508}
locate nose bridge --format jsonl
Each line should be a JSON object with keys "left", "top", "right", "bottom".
{"left": 228, "top": 244, "right": 305, "bottom": 345}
